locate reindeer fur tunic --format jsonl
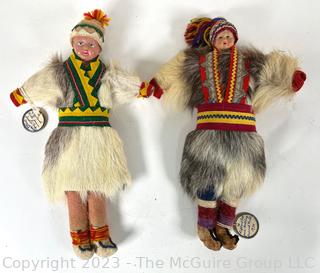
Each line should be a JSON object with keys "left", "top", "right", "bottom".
{"left": 18, "top": 56, "right": 141, "bottom": 202}
{"left": 154, "top": 46, "right": 299, "bottom": 203}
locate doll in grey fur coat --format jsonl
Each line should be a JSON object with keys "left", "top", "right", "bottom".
{"left": 147, "top": 17, "right": 306, "bottom": 251}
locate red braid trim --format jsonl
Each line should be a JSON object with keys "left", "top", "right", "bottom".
{"left": 199, "top": 55, "right": 209, "bottom": 102}
{"left": 240, "top": 60, "right": 250, "bottom": 103}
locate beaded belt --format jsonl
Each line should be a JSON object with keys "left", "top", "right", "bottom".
{"left": 58, "top": 106, "right": 110, "bottom": 127}
{"left": 196, "top": 103, "right": 256, "bottom": 132}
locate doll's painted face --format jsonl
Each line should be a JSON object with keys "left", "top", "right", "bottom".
{"left": 72, "top": 36, "right": 101, "bottom": 61}
{"left": 213, "top": 30, "right": 235, "bottom": 50}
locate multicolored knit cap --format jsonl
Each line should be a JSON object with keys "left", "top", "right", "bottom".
{"left": 70, "top": 9, "right": 111, "bottom": 48}
{"left": 185, "top": 17, "right": 238, "bottom": 48}
{"left": 209, "top": 17, "right": 238, "bottom": 44}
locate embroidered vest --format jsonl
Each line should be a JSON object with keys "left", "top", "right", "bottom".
{"left": 59, "top": 52, "right": 110, "bottom": 127}
{"left": 197, "top": 47, "right": 256, "bottom": 132}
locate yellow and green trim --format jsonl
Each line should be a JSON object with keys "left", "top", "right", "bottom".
{"left": 63, "top": 51, "right": 106, "bottom": 108}
{"left": 72, "top": 24, "right": 104, "bottom": 41}
{"left": 58, "top": 106, "right": 110, "bottom": 127}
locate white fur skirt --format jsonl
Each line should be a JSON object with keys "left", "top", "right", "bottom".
{"left": 42, "top": 126, "right": 131, "bottom": 202}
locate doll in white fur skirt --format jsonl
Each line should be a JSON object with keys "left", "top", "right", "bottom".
{"left": 10, "top": 9, "right": 150, "bottom": 259}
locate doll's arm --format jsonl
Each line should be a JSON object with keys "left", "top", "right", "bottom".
{"left": 102, "top": 62, "right": 143, "bottom": 107}
{"left": 248, "top": 49, "right": 306, "bottom": 113}
{"left": 149, "top": 50, "right": 191, "bottom": 111}
{"left": 10, "top": 61, "right": 63, "bottom": 108}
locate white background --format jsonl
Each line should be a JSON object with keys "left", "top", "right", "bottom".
{"left": 0, "top": 0, "right": 319, "bottom": 272}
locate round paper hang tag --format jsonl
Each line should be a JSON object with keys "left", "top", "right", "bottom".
{"left": 233, "top": 212, "right": 259, "bottom": 239}
{"left": 22, "top": 108, "right": 47, "bottom": 132}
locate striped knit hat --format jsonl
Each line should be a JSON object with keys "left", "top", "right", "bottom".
{"left": 71, "top": 9, "right": 111, "bottom": 48}
{"left": 209, "top": 17, "right": 238, "bottom": 44}
{"left": 185, "top": 17, "right": 238, "bottom": 48}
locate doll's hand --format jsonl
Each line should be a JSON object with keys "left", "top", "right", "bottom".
{"left": 138, "top": 79, "right": 164, "bottom": 99}
{"left": 292, "top": 70, "right": 306, "bottom": 92}
{"left": 149, "top": 78, "right": 163, "bottom": 99}
{"left": 10, "top": 88, "right": 27, "bottom": 107}
{"left": 138, "top": 81, "right": 154, "bottom": 98}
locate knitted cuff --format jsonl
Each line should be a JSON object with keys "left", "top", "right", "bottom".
{"left": 10, "top": 88, "right": 27, "bottom": 107}
{"left": 198, "top": 205, "right": 217, "bottom": 229}
{"left": 217, "top": 200, "right": 236, "bottom": 229}
{"left": 70, "top": 230, "right": 90, "bottom": 245}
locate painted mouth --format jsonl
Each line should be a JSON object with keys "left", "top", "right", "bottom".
{"left": 81, "top": 50, "right": 89, "bottom": 56}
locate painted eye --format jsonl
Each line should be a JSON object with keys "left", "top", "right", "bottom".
{"left": 77, "top": 41, "right": 84, "bottom": 46}
{"left": 89, "top": 43, "right": 95, "bottom": 48}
